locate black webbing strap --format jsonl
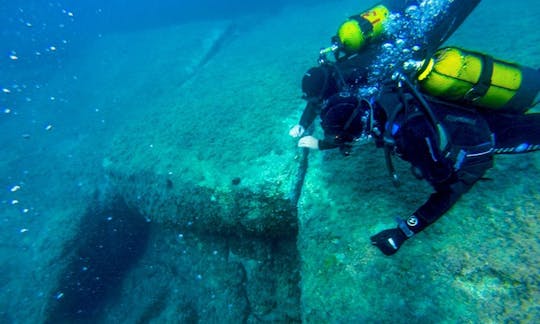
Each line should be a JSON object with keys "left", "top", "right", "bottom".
{"left": 464, "top": 54, "right": 494, "bottom": 102}
{"left": 349, "top": 14, "right": 374, "bottom": 39}
{"left": 342, "top": 101, "right": 363, "bottom": 132}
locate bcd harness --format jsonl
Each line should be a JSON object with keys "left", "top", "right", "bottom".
{"left": 377, "top": 73, "right": 495, "bottom": 187}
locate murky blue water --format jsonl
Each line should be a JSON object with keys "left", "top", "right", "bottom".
{"left": 1, "top": 0, "right": 539, "bottom": 322}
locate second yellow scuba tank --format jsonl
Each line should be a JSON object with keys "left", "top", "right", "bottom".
{"left": 335, "top": 4, "right": 390, "bottom": 55}
{"left": 416, "top": 47, "right": 540, "bottom": 113}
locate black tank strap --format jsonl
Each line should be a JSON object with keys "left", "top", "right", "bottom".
{"left": 349, "top": 14, "right": 374, "bottom": 38}
{"left": 334, "top": 15, "right": 374, "bottom": 61}
{"left": 464, "top": 54, "right": 494, "bottom": 102}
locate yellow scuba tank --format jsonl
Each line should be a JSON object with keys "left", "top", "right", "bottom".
{"left": 336, "top": 4, "right": 390, "bottom": 55}
{"left": 416, "top": 47, "right": 540, "bottom": 113}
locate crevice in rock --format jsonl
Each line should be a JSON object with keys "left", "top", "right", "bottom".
{"left": 133, "top": 225, "right": 302, "bottom": 323}
{"left": 290, "top": 147, "right": 310, "bottom": 206}
{"left": 222, "top": 232, "right": 302, "bottom": 323}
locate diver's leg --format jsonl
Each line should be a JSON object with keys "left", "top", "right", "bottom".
{"left": 484, "top": 113, "right": 540, "bottom": 153}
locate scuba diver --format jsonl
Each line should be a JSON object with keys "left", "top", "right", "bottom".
{"left": 289, "top": 0, "right": 482, "bottom": 138}
{"left": 299, "top": 72, "right": 540, "bottom": 255}
{"left": 290, "top": 0, "right": 540, "bottom": 255}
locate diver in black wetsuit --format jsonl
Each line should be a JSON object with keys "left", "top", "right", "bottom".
{"left": 290, "top": 0, "right": 540, "bottom": 255}
{"left": 300, "top": 76, "right": 540, "bottom": 255}
{"left": 289, "top": 0, "right": 482, "bottom": 138}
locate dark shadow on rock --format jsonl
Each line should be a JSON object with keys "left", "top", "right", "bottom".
{"left": 45, "top": 195, "right": 151, "bottom": 323}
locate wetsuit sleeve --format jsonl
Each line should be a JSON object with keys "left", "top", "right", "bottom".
{"left": 408, "top": 161, "right": 490, "bottom": 234}
{"left": 317, "top": 139, "right": 340, "bottom": 151}
{"left": 410, "top": 180, "right": 471, "bottom": 233}
{"left": 298, "top": 102, "right": 320, "bottom": 129}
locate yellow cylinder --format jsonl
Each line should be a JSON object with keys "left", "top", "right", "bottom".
{"left": 337, "top": 4, "right": 390, "bottom": 54}
{"left": 416, "top": 47, "right": 533, "bottom": 112}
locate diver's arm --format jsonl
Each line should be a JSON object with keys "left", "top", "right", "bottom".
{"left": 409, "top": 149, "right": 494, "bottom": 233}
{"left": 318, "top": 139, "right": 340, "bottom": 150}
{"left": 407, "top": 180, "right": 472, "bottom": 234}
{"left": 297, "top": 136, "right": 340, "bottom": 150}
{"left": 290, "top": 102, "right": 320, "bottom": 138}
{"left": 370, "top": 179, "right": 470, "bottom": 255}
{"left": 299, "top": 102, "right": 320, "bottom": 130}
{"left": 371, "top": 161, "right": 489, "bottom": 255}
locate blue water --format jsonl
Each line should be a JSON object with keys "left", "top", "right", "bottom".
{"left": 1, "top": 0, "right": 332, "bottom": 128}
{"left": 1, "top": 0, "right": 539, "bottom": 322}
{"left": 0, "top": 0, "right": 333, "bottom": 194}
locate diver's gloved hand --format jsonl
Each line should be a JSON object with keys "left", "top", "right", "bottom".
{"left": 370, "top": 227, "right": 408, "bottom": 256}
{"left": 289, "top": 125, "right": 305, "bottom": 138}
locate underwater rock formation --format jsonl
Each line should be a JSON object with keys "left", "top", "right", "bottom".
{"left": 90, "top": 12, "right": 313, "bottom": 322}
{"left": 52, "top": 2, "right": 539, "bottom": 322}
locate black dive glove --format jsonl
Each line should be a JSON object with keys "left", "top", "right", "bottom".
{"left": 370, "top": 218, "right": 414, "bottom": 256}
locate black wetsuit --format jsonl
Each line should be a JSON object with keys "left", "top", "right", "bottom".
{"left": 371, "top": 87, "right": 540, "bottom": 235}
